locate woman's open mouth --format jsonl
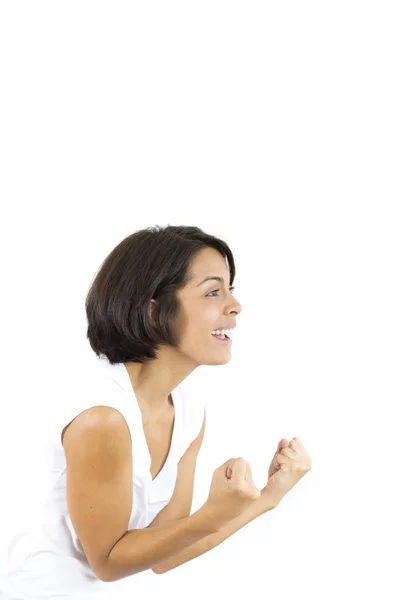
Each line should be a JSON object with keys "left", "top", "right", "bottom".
{"left": 211, "top": 332, "right": 232, "bottom": 344}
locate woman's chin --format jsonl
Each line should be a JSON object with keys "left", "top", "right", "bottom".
{"left": 203, "top": 351, "right": 232, "bottom": 366}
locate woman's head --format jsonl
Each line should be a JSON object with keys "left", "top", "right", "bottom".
{"left": 85, "top": 225, "right": 242, "bottom": 365}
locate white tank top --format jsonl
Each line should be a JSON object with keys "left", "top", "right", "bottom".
{"left": 1, "top": 352, "right": 205, "bottom": 599}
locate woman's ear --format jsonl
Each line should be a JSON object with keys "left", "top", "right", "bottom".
{"left": 148, "top": 298, "right": 157, "bottom": 327}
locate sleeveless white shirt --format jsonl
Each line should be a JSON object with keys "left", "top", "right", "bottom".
{"left": 1, "top": 352, "right": 205, "bottom": 599}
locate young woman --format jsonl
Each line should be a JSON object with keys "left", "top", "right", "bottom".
{"left": 1, "top": 224, "right": 311, "bottom": 598}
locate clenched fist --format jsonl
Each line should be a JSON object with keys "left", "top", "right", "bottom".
{"left": 261, "top": 437, "right": 312, "bottom": 508}
{"left": 204, "top": 457, "right": 261, "bottom": 529}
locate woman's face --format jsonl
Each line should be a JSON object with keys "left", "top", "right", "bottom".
{"left": 175, "top": 247, "right": 242, "bottom": 366}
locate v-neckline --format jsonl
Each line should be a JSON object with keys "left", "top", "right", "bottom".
{"left": 121, "top": 363, "right": 178, "bottom": 484}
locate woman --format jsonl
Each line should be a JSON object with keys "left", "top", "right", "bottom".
{"left": 1, "top": 224, "right": 311, "bottom": 598}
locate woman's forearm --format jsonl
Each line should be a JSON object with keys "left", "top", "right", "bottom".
{"left": 103, "top": 505, "right": 217, "bottom": 582}
{"left": 151, "top": 497, "right": 274, "bottom": 574}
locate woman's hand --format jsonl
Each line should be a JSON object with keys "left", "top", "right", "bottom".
{"left": 203, "top": 457, "right": 262, "bottom": 529}
{"left": 260, "top": 437, "right": 312, "bottom": 509}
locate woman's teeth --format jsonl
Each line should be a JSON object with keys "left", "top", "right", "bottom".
{"left": 211, "top": 328, "right": 234, "bottom": 337}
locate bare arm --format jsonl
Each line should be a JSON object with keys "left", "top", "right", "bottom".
{"left": 104, "top": 505, "right": 217, "bottom": 581}
{"left": 151, "top": 496, "right": 274, "bottom": 574}
{"left": 62, "top": 405, "right": 219, "bottom": 583}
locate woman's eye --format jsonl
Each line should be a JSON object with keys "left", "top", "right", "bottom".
{"left": 207, "top": 287, "right": 235, "bottom": 297}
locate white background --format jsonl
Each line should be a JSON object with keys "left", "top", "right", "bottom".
{"left": 0, "top": 1, "right": 399, "bottom": 598}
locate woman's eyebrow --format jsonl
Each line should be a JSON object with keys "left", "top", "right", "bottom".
{"left": 197, "top": 276, "right": 225, "bottom": 287}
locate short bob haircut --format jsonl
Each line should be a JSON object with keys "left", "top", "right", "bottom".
{"left": 85, "top": 225, "right": 236, "bottom": 364}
